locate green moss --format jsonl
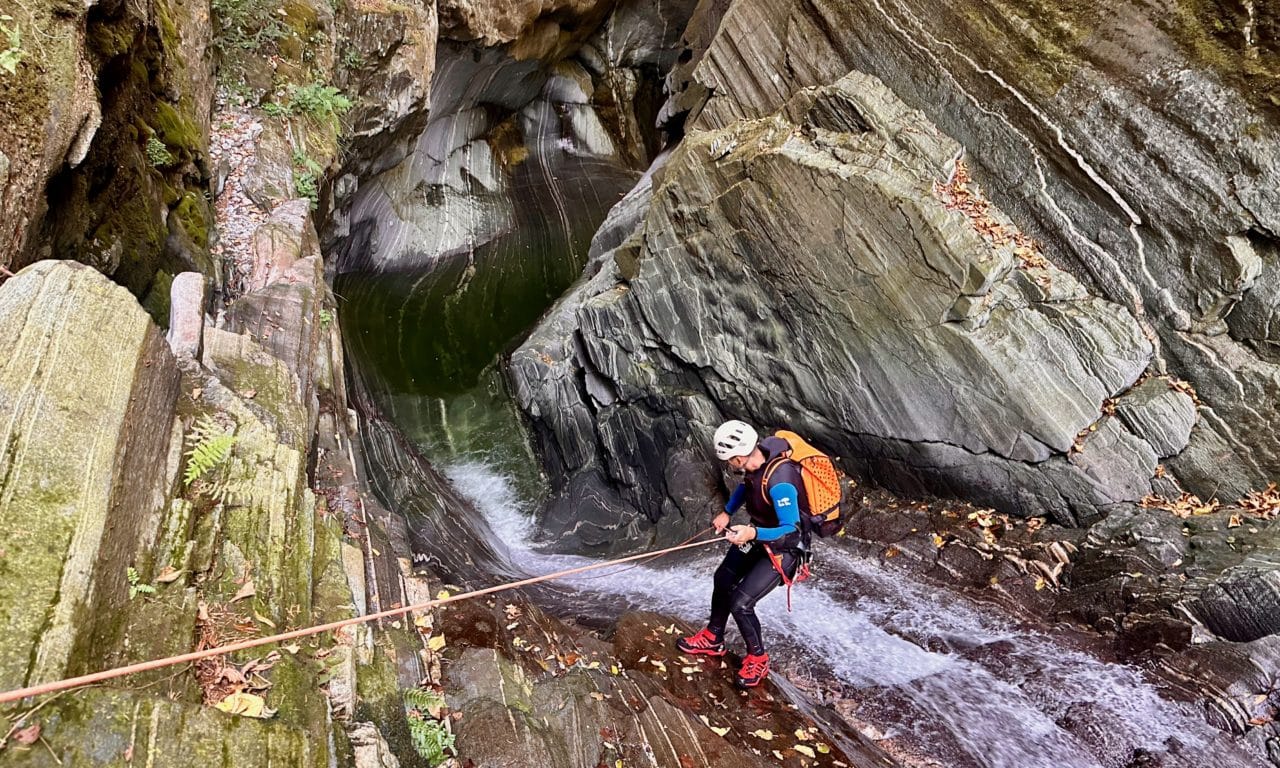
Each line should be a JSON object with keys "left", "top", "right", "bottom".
{"left": 1169, "top": 0, "right": 1280, "bottom": 114}
{"left": 152, "top": 101, "right": 202, "bottom": 159}
{"left": 141, "top": 269, "right": 175, "bottom": 326}
{"left": 173, "top": 191, "right": 209, "bottom": 247}
{"left": 486, "top": 115, "right": 529, "bottom": 168}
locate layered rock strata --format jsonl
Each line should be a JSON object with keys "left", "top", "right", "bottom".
{"left": 661, "top": 0, "right": 1280, "bottom": 503}
{"left": 513, "top": 71, "right": 1179, "bottom": 543}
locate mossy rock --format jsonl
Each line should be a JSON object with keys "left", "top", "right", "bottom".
{"left": 153, "top": 101, "right": 203, "bottom": 160}
{"left": 0, "top": 687, "right": 323, "bottom": 767}
{"left": 172, "top": 190, "right": 210, "bottom": 248}
{"left": 140, "top": 268, "right": 176, "bottom": 327}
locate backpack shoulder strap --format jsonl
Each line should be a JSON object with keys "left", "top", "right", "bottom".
{"left": 760, "top": 455, "right": 790, "bottom": 497}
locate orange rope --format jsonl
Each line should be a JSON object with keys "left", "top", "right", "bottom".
{"left": 576, "top": 526, "right": 718, "bottom": 579}
{"left": 0, "top": 536, "right": 723, "bottom": 705}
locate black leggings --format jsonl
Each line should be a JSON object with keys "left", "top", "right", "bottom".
{"left": 707, "top": 543, "right": 798, "bottom": 656}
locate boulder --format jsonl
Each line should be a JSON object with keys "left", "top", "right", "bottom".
{"left": 513, "top": 72, "right": 1160, "bottom": 527}
{"left": 0, "top": 261, "right": 180, "bottom": 690}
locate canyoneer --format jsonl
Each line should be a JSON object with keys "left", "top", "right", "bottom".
{"left": 677, "top": 419, "right": 825, "bottom": 688}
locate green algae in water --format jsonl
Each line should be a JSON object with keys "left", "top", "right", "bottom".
{"left": 338, "top": 219, "right": 593, "bottom": 399}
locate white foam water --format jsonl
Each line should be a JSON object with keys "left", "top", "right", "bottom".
{"left": 440, "top": 458, "right": 1264, "bottom": 767}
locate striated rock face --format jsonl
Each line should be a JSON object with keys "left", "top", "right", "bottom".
{"left": 513, "top": 72, "right": 1175, "bottom": 536}
{"left": 0, "top": 261, "right": 181, "bottom": 690}
{"left": 661, "top": 0, "right": 1280, "bottom": 503}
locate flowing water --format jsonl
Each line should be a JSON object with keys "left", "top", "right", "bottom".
{"left": 438, "top": 458, "right": 1265, "bottom": 768}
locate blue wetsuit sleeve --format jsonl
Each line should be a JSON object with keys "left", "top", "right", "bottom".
{"left": 725, "top": 482, "right": 747, "bottom": 514}
{"left": 754, "top": 482, "right": 800, "bottom": 542}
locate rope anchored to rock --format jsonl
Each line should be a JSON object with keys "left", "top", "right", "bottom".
{"left": 0, "top": 533, "right": 723, "bottom": 706}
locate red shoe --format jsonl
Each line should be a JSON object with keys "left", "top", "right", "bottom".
{"left": 676, "top": 628, "right": 725, "bottom": 656}
{"left": 736, "top": 652, "right": 769, "bottom": 688}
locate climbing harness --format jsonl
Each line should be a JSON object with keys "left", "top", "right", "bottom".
{"left": 0, "top": 536, "right": 724, "bottom": 705}
{"left": 764, "top": 543, "right": 811, "bottom": 612}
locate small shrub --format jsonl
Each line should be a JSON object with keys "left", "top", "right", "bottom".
{"left": 146, "top": 136, "right": 175, "bottom": 167}
{"left": 292, "top": 150, "right": 322, "bottom": 175}
{"left": 340, "top": 47, "right": 363, "bottom": 70}
{"left": 404, "top": 689, "right": 455, "bottom": 765}
{"left": 319, "top": 308, "right": 334, "bottom": 327}
{"left": 0, "top": 15, "right": 21, "bottom": 75}
{"left": 294, "top": 170, "right": 318, "bottom": 209}
{"left": 288, "top": 83, "right": 351, "bottom": 123}
{"left": 211, "top": 0, "right": 284, "bottom": 53}
{"left": 261, "top": 101, "right": 289, "bottom": 118}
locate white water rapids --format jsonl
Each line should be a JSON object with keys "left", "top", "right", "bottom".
{"left": 440, "top": 458, "right": 1267, "bottom": 768}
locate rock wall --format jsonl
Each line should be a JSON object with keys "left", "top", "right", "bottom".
{"left": 664, "top": 0, "right": 1280, "bottom": 501}
{"left": 330, "top": 0, "right": 698, "bottom": 275}
{"left": 512, "top": 0, "right": 1280, "bottom": 532}
{"left": 513, "top": 72, "right": 1199, "bottom": 535}
{"left": 0, "top": 262, "right": 181, "bottom": 689}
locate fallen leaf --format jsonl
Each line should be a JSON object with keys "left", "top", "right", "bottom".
{"left": 649, "top": 659, "right": 667, "bottom": 673}
{"left": 680, "top": 667, "right": 697, "bottom": 675}
{"left": 254, "top": 612, "right": 276, "bottom": 628}
{"left": 436, "top": 590, "right": 451, "bottom": 600}
{"left": 282, "top": 643, "right": 300, "bottom": 654}
{"left": 243, "top": 388, "right": 257, "bottom": 399}
{"left": 589, "top": 692, "right": 606, "bottom": 701}
{"left": 427, "top": 635, "right": 447, "bottom": 652}
{"left": 795, "top": 744, "right": 816, "bottom": 758}
{"left": 214, "top": 692, "right": 275, "bottom": 718}
{"left": 816, "top": 743, "right": 831, "bottom": 754}
{"left": 156, "top": 566, "right": 183, "bottom": 584}
{"left": 230, "top": 580, "right": 256, "bottom": 603}
{"left": 752, "top": 729, "right": 774, "bottom": 740}
{"left": 13, "top": 724, "right": 40, "bottom": 745}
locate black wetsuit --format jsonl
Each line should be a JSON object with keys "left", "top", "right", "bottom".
{"left": 707, "top": 436, "right": 806, "bottom": 655}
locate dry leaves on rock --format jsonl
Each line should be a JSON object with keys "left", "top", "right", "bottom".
{"left": 934, "top": 160, "right": 1048, "bottom": 270}
{"left": 214, "top": 692, "right": 276, "bottom": 719}
{"left": 1239, "top": 483, "right": 1280, "bottom": 519}
{"left": 1140, "top": 493, "right": 1220, "bottom": 518}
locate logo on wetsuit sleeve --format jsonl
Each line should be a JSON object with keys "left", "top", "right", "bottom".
{"left": 776, "top": 497, "right": 791, "bottom": 507}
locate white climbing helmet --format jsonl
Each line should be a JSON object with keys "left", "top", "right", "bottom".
{"left": 713, "top": 420, "right": 758, "bottom": 460}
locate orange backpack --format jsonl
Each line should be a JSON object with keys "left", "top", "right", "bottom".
{"left": 760, "top": 430, "right": 848, "bottom": 538}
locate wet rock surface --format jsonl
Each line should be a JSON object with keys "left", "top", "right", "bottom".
{"left": 438, "top": 601, "right": 897, "bottom": 768}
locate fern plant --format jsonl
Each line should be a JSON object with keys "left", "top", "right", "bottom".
{"left": 404, "top": 688, "right": 454, "bottom": 765}
{"left": 127, "top": 567, "right": 156, "bottom": 599}
{"left": 184, "top": 414, "right": 237, "bottom": 493}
